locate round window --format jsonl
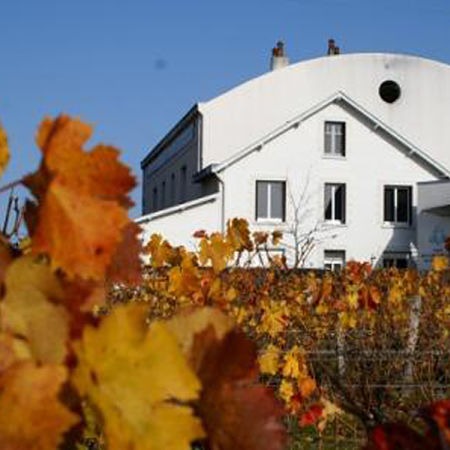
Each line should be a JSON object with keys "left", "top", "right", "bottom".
{"left": 379, "top": 80, "right": 401, "bottom": 103}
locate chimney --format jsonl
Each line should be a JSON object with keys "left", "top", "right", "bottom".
{"left": 327, "top": 38, "right": 341, "bottom": 56}
{"left": 270, "top": 41, "right": 290, "bottom": 71}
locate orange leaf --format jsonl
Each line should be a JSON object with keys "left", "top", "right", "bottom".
{"left": 32, "top": 183, "right": 129, "bottom": 279}
{"left": 106, "top": 222, "right": 143, "bottom": 286}
{"left": 298, "top": 377, "right": 317, "bottom": 399}
{"left": 0, "top": 121, "right": 10, "bottom": 178}
{"left": 0, "top": 362, "right": 78, "bottom": 450}
{"left": 24, "top": 115, "right": 135, "bottom": 280}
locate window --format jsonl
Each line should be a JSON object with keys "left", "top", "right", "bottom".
{"left": 170, "top": 173, "right": 176, "bottom": 205}
{"left": 324, "top": 250, "right": 346, "bottom": 272}
{"left": 324, "top": 183, "right": 346, "bottom": 223}
{"left": 161, "top": 181, "right": 166, "bottom": 208}
{"left": 324, "top": 122, "right": 345, "bottom": 156}
{"left": 180, "top": 166, "right": 187, "bottom": 203}
{"left": 379, "top": 80, "right": 401, "bottom": 104}
{"left": 256, "top": 181, "right": 285, "bottom": 221}
{"left": 384, "top": 186, "right": 412, "bottom": 224}
{"left": 152, "top": 187, "right": 158, "bottom": 211}
{"left": 382, "top": 252, "right": 409, "bottom": 269}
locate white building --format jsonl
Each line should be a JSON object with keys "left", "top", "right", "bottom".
{"left": 138, "top": 44, "right": 450, "bottom": 269}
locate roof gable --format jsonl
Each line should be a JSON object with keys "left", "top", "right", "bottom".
{"left": 201, "top": 91, "right": 450, "bottom": 179}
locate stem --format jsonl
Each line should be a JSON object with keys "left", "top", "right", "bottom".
{"left": 0, "top": 178, "right": 24, "bottom": 195}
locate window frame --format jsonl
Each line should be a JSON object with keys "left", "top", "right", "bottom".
{"left": 255, "top": 180, "right": 286, "bottom": 222}
{"left": 180, "top": 165, "right": 187, "bottom": 203}
{"left": 383, "top": 185, "right": 412, "bottom": 226}
{"left": 170, "top": 173, "right": 176, "bottom": 205}
{"left": 324, "top": 183, "right": 346, "bottom": 224}
{"left": 324, "top": 121, "right": 346, "bottom": 157}
{"left": 382, "top": 252, "right": 410, "bottom": 269}
{"left": 152, "top": 187, "right": 158, "bottom": 211}
{"left": 324, "top": 250, "right": 346, "bottom": 272}
{"left": 161, "top": 180, "right": 166, "bottom": 209}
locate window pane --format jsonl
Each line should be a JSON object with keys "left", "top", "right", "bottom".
{"left": 334, "top": 185, "right": 345, "bottom": 222}
{"left": 324, "top": 250, "right": 346, "bottom": 272}
{"left": 256, "top": 182, "right": 268, "bottom": 219}
{"left": 384, "top": 188, "right": 395, "bottom": 221}
{"left": 334, "top": 133, "right": 344, "bottom": 155}
{"left": 324, "top": 184, "right": 332, "bottom": 220}
{"left": 180, "top": 166, "right": 187, "bottom": 202}
{"left": 153, "top": 188, "right": 158, "bottom": 210}
{"left": 171, "top": 174, "right": 176, "bottom": 204}
{"left": 324, "top": 122, "right": 345, "bottom": 155}
{"left": 162, "top": 182, "right": 166, "bottom": 208}
{"left": 324, "top": 133, "right": 332, "bottom": 154}
{"left": 396, "top": 258, "right": 408, "bottom": 269}
{"left": 270, "top": 182, "right": 284, "bottom": 219}
{"left": 397, "top": 188, "right": 409, "bottom": 223}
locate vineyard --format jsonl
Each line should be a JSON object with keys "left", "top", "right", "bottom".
{"left": 0, "top": 116, "right": 449, "bottom": 450}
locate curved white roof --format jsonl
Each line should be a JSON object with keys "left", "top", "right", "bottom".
{"left": 199, "top": 53, "right": 450, "bottom": 171}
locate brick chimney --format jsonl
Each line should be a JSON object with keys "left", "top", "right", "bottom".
{"left": 270, "top": 41, "right": 290, "bottom": 71}
{"left": 327, "top": 38, "right": 341, "bottom": 56}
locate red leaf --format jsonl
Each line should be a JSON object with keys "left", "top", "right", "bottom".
{"left": 193, "top": 327, "right": 287, "bottom": 450}
{"left": 298, "top": 404, "right": 323, "bottom": 427}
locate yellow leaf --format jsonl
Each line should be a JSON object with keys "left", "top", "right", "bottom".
{"left": 145, "top": 233, "right": 176, "bottom": 267}
{"left": 199, "top": 232, "right": 234, "bottom": 273}
{"left": 226, "top": 287, "right": 238, "bottom": 302}
{"left": 432, "top": 255, "right": 448, "bottom": 272}
{"left": 339, "top": 311, "right": 357, "bottom": 329}
{"left": 0, "top": 331, "right": 32, "bottom": 372}
{"left": 0, "top": 122, "right": 9, "bottom": 178}
{"left": 259, "top": 301, "right": 289, "bottom": 337}
{"left": 282, "top": 346, "right": 301, "bottom": 378}
{"left": 258, "top": 344, "right": 281, "bottom": 375}
{"left": 279, "top": 379, "right": 294, "bottom": 404}
{"left": 165, "top": 306, "right": 233, "bottom": 357}
{"left": 73, "top": 304, "right": 204, "bottom": 450}
{"left": 317, "top": 398, "right": 343, "bottom": 432}
{"left": 346, "top": 287, "right": 359, "bottom": 309}
{"left": 1, "top": 256, "right": 68, "bottom": 364}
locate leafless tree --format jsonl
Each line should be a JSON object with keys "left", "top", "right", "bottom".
{"left": 1, "top": 188, "right": 24, "bottom": 242}
{"left": 284, "top": 177, "right": 338, "bottom": 268}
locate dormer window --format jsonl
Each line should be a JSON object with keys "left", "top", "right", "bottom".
{"left": 324, "top": 121, "right": 346, "bottom": 156}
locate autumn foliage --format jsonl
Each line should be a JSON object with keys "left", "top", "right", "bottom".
{"left": 0, "top": 117, "right": 286, "bottom": 450}
{"left": 0, "top": 116, "right": 449, "bottom": 450}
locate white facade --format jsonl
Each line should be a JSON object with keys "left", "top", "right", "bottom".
{"left": 138, "top": 52, "right": 450, "bottom": 269}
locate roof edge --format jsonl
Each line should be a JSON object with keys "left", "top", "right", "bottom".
{"left": 141, "top": 103, "right": 202, "bottom": 169}
{"left": 209, "top": 91, "right": 450, "bottom": 178}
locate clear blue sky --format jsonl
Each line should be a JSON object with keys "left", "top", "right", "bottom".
{"left": 1, "top": 0, "right": 449, "bottom": 218}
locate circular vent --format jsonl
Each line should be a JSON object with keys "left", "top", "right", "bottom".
{"left": 379, "top": 80, "right": 401, "bottom": 103}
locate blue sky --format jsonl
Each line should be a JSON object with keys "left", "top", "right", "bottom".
{"left": 1, "top": 0, "right": 449, "bottom": 218}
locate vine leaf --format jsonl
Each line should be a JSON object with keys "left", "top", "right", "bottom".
{"left": 0, "top": 122, "right": 9, "bottom": 178}
{"left": 0, "top": 362, "right": 79, "bottom": 450}
{"left": 106, "top": 221, "right": 143, "bottom": 286}
{"left": 23, "top": 115, "right": 135, "bottom": 280}
{"left": 72, "top": 304, "right": 204, "bottom": 450}
{"left": 1, "top": 256, "right": 69, "bottom": 364}
{"left": 167, "top": 308, "right": 287, "bottom": 450}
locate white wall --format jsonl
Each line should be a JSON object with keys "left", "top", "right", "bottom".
{"left": 201, "top": 54, "right": 450, "bottom": 173}
{"left": 417, "top": 181, "right": 450, "bottom": 268}
{"left": 137, "top": 194, "right": 221, "bottom": 250}
{"left": 221, "top": 103, "right": 440, "bottom": 267}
